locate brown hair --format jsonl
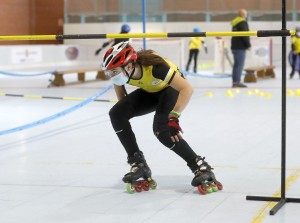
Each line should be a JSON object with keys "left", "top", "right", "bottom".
{"left": 136, "top": 49, "right": 169, "bottom": 67}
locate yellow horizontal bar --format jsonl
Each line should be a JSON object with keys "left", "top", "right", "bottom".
{"left": 0, "top": 30, "right": 294, "bottom": 41}
{"left": 24, "top": 95, "right": 42, "bottom": 99}
{"left": 0, "top": 35, "right": 56, "bottom": 41}
{"left": 107, "top": 33, "right": 168, "bottom": 38}
{"left": 206, "top": 31, "right": 257, "bottom": 37}
{"left": 107, "top": 32, "right": 258, "bottom": 38}
{"left": 290, "top": 29, "right": 296, "bottom": 35}
{"left": 63, "top": 97, "right": 86, "bottom": 101}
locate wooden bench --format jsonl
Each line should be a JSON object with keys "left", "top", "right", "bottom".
{"left": 243, "top": 65, "right": 276, "bottom": 83}
{"left": 49, "top": 68, "right": 108, "bottom": 86}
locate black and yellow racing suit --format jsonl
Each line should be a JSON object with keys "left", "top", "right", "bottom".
{"left": 109, "top": 59, "right": 199, "bottom": 172}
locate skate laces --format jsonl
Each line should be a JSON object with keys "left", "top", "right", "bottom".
{"left": 195, "top": 156, "right": 213, "bottom": 174}
{"left": 130, "top": 162, "right": 146, "bottom": 173}
{"left": 127, "top": 151, "right": 147, "bottom": 173}
{"left": 130, "top": 163, "right": 139, "bottom": 173}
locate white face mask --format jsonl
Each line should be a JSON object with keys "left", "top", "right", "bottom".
{"left": 110, "top": 72, "right": 129, "bottom": 86}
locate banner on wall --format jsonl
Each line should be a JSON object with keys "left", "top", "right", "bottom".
{"left": 250, "top": 44, "right": 270, "bottom": 66}
{"left": 11, "top": 47, "right": 42, "bottom": 64}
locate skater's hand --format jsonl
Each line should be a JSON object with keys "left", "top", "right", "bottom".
{"left": 95, "top": 42, "right": 110, "bottom": 56}
{"left": 168, "top": 116, "right": 183, "bottom": 142}
{"left": 102, "top": 42, "right": 110, "bottom": 48}
{"left": 204, "top": 46, "right": 208, "bottom": 54}
{"left": 95, "top": 48, "right": 102, "bottom": 56}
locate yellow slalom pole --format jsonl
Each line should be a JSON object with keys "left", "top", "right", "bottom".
{"left": 107, "top": 33, "right": 168, "bottom": 38}
{"left": 206, "top": 31, "right": 257, "bottom": 37}
{"left": 0, "top": 92, "right": 117, "bottom": 103}
{"left": 0, "top": 30, "right": 295, "bottom": 41}
{"left": 0, "top": 35, "right": 56, "bottom": 41}
{"left": 290, "top": 29, "right": 296, "bottom": 36}
{"left": 24, "top": 95, "right": 42, "bottom": 99}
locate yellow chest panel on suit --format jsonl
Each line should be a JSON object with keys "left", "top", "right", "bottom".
{"left": 128, "top": 60, "right": 179, "bottom": 93}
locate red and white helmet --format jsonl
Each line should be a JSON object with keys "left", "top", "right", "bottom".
{"left": 102, "top": 41, "right": 137, "bottom": 70}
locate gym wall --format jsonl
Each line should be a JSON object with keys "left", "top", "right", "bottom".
{"left": 0, "top": 0, "right": 64, "bottom": 45}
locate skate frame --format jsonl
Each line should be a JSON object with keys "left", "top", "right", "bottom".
{"left": 246, "top": 0, "right": 300, "bottom": 215}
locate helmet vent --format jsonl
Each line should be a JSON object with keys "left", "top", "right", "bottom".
{"left": 117, "top": 43, "right": 125, "bottom": 50}
{"left": 124, "top": 50, "right": 130, "bottom": 59}
{"left": 104, "top": 55, "right": 113, "bottom": 66}
{"left": 112, "top": 55, "right": 121, "bottom": 65}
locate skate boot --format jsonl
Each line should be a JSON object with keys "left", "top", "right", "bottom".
{"left": 191, "top": 156, "right": 223, "bottom": 195}
{"left": 122, "top": 151, "right": 157, "bottom": 194}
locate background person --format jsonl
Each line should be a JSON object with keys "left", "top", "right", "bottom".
{"left": 95, "top": 24, "right": 131, "bottom": 56}
{"left": 230, "top": 9, "right": 251, "bottom": 88}
{"left": 185, "top": 27, "right": 207, "bottom": 73}
{"left": 289, "top": 27, "right": 300, "bottom": 79}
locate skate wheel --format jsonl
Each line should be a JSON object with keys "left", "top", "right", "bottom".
{"left": 206, "top": 185, "right": 213, "bottom": 193}
{"left": 126, "top": 183, "right": 135, "bottom": 194}
{"left": 209, "top": 182, "right": 218, "bottom": 192}
{"left": 216, "top": 181, "right": 223, "bottom": 190}
{"left": 211, "top": 184, "right": 218, "bottom": 192}
{"left": 141, "top": 181, "right": 150, "bottom": 191}
{"left": 149, "top": 180, "right": 157, "bottom": 190}
{"left": 197, "top": 185, "right": 207, "bottom": 195}
{"left": 134, "top": 183, "right": 143, "bottom": 192}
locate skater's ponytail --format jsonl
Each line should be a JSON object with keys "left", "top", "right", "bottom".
{"left": 136, "top": 50, "right": 169, "bottom": 68}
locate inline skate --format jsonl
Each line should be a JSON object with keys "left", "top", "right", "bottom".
{"left": 122, "top": 151, "right": 157, "bottom": 194}
{"left": 191, "top": 156, "right": 223, "bottom": 195}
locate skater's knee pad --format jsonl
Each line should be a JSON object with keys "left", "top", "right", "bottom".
{"left": 108, "top": 103, "right": 123, "bottom": 120}
{"left": 109, "top": 103, "right": 133, "bottom": 131}
{"left": 109, "top": 106, "right": 122, "bottom": 129}
{"left": 154, "top": 130, "right": 175, "bottom": 148}
{"left": 153, "top": 114, "right": 174, "bottom": 148}
{"left": 109, "top": 101, "right": 133, "bottom": 122}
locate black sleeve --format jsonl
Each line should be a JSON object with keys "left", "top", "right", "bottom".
{"left": 113, "top": 38, "right": 130, "bottom": 46}
{"left": 102, "top": 42, "right": 110, "bottom": 48}
{"left": 238, "top": 22, "right": 251, "bottom": 48}
{"left": 152, "top": 64, "right": 176, "bottom": 84}
{"left": 292, "top": 43, "right": 295, "bottom": 51}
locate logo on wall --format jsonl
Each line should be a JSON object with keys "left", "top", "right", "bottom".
{"left": 255, "top": 47, "right": 268, "bottom": 57}
{"left": 65, "top": 47, "right": 79, "bottom": 60}
{"left": 11, "top": 47, "right": 42, "bottom": 64}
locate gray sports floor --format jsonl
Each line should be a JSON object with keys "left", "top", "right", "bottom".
{"left": 1, "top": 68, "right": 299, "bottom": 223}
